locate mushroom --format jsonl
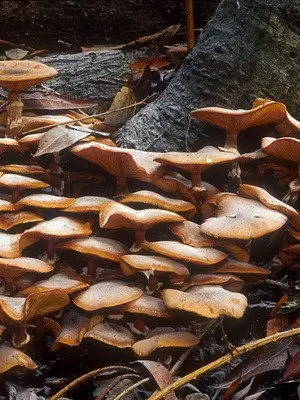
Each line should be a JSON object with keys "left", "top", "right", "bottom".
{"left": 0, "top": 138, "right": 23, "bottom": 155}
{"left": 85, "top": 321, "right": 136, "bottom": 349}
{"left": 163, "top": 286, "right": 248, "bottom": 318}
{"left": 0, "top": 164, "right": 49, "bottom": 180}
{"left": 0, "top": 60, "right": 57, "bottom": 136}
{"left": 182, "top": 273, "right": 244, "bottom": 292}
{"left": 278, "top": 244, "right": 300, "bottom": 267}
{"left": 0, "top": 173, "right": 49, "bottom": 203}
{"left": 99, "top": 200, "right": 185, "bottom": 252}
{"left": 0, "top": 342, "right": 36, "bottom": 373}
{"left": 15, "top": 194, "right": 75, "bottom": 211}
{"left": 0, "top": 232, "right": 38, "bottom": 258}
{"left": 122, "top": 293, "right": 172, "bottom": 318}
{"left": 0, "top": 198, "right": 14, "bottom": 212}
{"left": 214, "top": 258, "right": 271, "bottom": 281}
{"left": 0, "top": 211, "right": 43, "bottom": 231}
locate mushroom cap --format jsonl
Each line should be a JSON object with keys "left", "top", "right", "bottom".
{"left": 120, "top": 190, "right": 196, "bottom": 216}
{"left": 0, "top": 256, "right": 54, "bottom": 279}
{"left": 99, "top": 200, "right": 185, "bottom": 230}
{"left": 0, "top": 164, "right": 48, "bottom": 177}
{"left": 70, "top": 141, "right": 165, "bottom": 182}
{"left": 155, "top": 146, "right": 240, "bottom": 173}
{"left": 200, "top": 193, "right": 288, "bottom": 240}
{"left": 0, "top": 138, "right": 23, "bottom": 154}
{"left": 57, "top": 236, "right": 128, "bottom": 262}
{"left": 120, "top": 254, "right": 189, "bottom": 278}
{"left": 0, "top": 211, "right": 43, "bottom": 231}
{"left": 190, "top": 102, "right": 286, "bottom": 132}
{"left": 0, "top": 343, "right": 37, "bottom": 373}
{"left": 85, "top": 321, "right": 136, "bottom": 348}
{"left": 63, "top": 196, "right": 109, "bottom": 213}
{"left": 0, "top": 232, "right": 38, "bottom": 258}
{"left": 15, "top": 194, "right": 75, "bottom": 210}
{"left": 142, "top": 240, "right": 227, "bottom": 266}
{"left": 73, "top": 280, "right": 143, "bottom": 311}
{"left": 170, "top": 221, "right": 250, "bottom": 262}
{"left": 215, "top": 258, "right": 271, "bottom": 279}
{"left": 163, "top": 286, "right": 248, "bottom": 319}
{"left": 0, "top": 61, "right": 58, "bottom": 91}
{"left": 262, "top": 136, "right": 300, "bottom": 163}
{"left": 19, "top": 267, "right": 89, "bottom": 295}
{"left": 122, "top": 293, "right": 172, "bottom": 318}
{"left": 20, "top": 216, "right": 92, "bottom": 241}
{"left": 0, "top": 199, "right": 14, "bottom": 212}
{"left": 18, "top": 133, "right": 44, "bottom": 151}
{"left": 279, "top": 244, "right": 300, "bottom": 266}
{"left": 0, "top": 289, "right": 69, "bottom": 325}
{"left": 0, "top": 173, "right": 49, "bottom": 190}
{"left": 182, "top": 273, "right": 244, "bottom": 292}
{"left": 132, "top": 328, "right": 199, "bottom": 357}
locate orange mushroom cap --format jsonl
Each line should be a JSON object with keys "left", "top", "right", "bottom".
{"left": 15, "top": 194, "right": 75, "bottom": 210}
{"left": 85, "top": 321, "right": 136, "bottom": 348}
{"left": 262, "top": 136, "right": 300, "bottom": 163}
{"left": 0, "top": 164, "right": 48, "bottom": 177}
{"left": 0, "top": 342, "right": 37, "bottom": 373}
{"left": 0, "top": 199, "right": 14, "bottom": 212}
{"left": 0, "top": 173, "right": 49, "bottom": 191}
{"left": 182, "top": 273, "right": 244, "bottom": 292}
{"left": 0, "top": 232, "right": 38, "bottom": 258}
{"left": 122, "top": 293, "right": 172, "bottom": 318}
{"left": 63, "top": 196, "right": 110, "bottom": 213}
{"left": 0, "top": 256, "right": 54, "bottom": 279}
{"left": 0, "top": 138, "right": 23, "bottom": 154}
{"left": 215, "top": 258, "right": 271, "bottom": 280}
{"left": 0, "top": 211, "right": 43, "bottom": 231}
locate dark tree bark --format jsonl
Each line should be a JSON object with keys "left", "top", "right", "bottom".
{"left": 116, "top": 0, "right": 300, "bottom": 152}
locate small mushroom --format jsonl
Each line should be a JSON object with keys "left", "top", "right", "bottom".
{"left": 0, "top": 173, "right": 49, "bottom": 203}
{"left": 182, "top": 273, "right": 244, "bottom": 292}
{"left": 215, "top": 258, "right": 271, "bottom": 281}
{"left": 99, "top": 200, "right": 185, "bottom": 252}
{"left": 15, "top": 194, "right": 75, "bottom": 210}
{"left": 0, "top": 342, "right": 36, "bottom": 373}
{"left": 85, "top": 321, "right": 136, "bottom": 349}
{"left": 0, "top": 164, "right": 49, "bottom": 179}
{"left": 122, "top": 293, "right": 172, "bottom": 318}
{"left": 0, "top": 211, "right": 43, "bottom": 231}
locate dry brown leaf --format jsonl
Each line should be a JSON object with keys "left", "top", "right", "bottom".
{"left": 104, "top": 85, "right": 136, "bottom": 127}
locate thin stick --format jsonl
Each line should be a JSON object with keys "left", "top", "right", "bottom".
{"left": 49, "top": 366, "right": 137, "bottom": 400}
{"left": 113, "top": 377, "right": 150, "bottom": 400}
{"left": 185, "top": 0, "right": 195, "bottom": 50}
{"left": 149, "top": 327, "right": 300, "bottom": 400}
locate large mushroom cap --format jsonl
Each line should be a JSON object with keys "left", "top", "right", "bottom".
{"left": 0, "top": 61, "right": 58, "bottom": 92}
{"left": 163, "top": 286, "right": 248, "bottom": 319}
{"left": 200, "top": 193, "right": 288, "bottom": 240}
{"left": 0, "top": 138, "right": 23, "bottom": 154}
{"left": 262, "top": 137, "right": 300, "bottom": 163}
{"left": 63, "top": 196, "right": 109, "bottom": 213}
{"left": 122, "top": 293, "right": 172, "bottom": 318}
{"left": 0, "top": 164, "right": 48, "bottom": 177}
{"left": 0, "top": 173, "right": 49, "bottom": 190}
{"left": 0, "top": 199, "right": 15, "bottom": 212}
{"left": 15, "top": 194, "right": 75, "bottom": 210}
{"left": 0, "top": 232, "right": 38, "bottom": 258}
{"left": 85, "top": 321, "right": 136, "bottom": 348}
{"left": 0, "top": 256, "right": 54, "bottom": 279}
{"left": 142, "top": 240, "right": 227, "bottom": 266}
{"left": 73, "top": 280, "right": 143, "bottom": 311}
{"left": 0, "top": 343, "right": 37, "bottom": 373}
{"left": 0, "top": 211, "right": 43, "bottom": 231}
{"left": 215, "top": 258, "right": 271, "bottom": 279}
{"left": 182, "top": 273, "right": 244, "bottom": 292}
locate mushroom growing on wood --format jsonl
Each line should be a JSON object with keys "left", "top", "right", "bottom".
{"left": 0, "top": 173, "right": 49, "bottom": 203}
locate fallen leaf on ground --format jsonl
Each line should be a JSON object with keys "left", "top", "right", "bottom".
{"left": 5, "top": 48, "right": 28, "bottom": 60}
{"left": 104, "top": 85, "right": 136, "bottom": 127}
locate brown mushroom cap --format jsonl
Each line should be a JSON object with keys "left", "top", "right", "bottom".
{"left": 99, "top": 200, "right": 185, "bottom": 230}
{"left": 73, "top": 280, "right": 143, "bottom": 311}
{"left": 120, "top": 190, "right": 196, "bottom": 216}
{"left": 0, "top": 232, "right": 38, "bottom": 258}
{"left": 262, "top": 137, "right": 300, "bottom": 163}
{"left": 278, "top": 244, "right": 300, "bottom": 266}
{"left": 18, "top": 133, "right": 44, "bottom": 151}
{"left": 0, "top": 164, "right": 48, "bottom": 177}
{"left": 0, "top": 343, "right": 37, "bottom": 373}
{"left": 215, "top": 258, "right": 271, "bottom": 279}
{"left": 0, "top": 257, "right": 54, "bottom": 279}
{"left": 122, "top": 293, "right": 172, "bottom": 318}
{"left": 132, "top": 328, "right": 199, "bottom": 357}
{"left": 0, "top": 61, "right": 58, "bottom": 92}
{"left": 0, "top": 199, "right": 14, "bottom": 212}
{"left": 142, "top": 240, "right": 227, "bottom": 266}
{"left": 15, "top": 194, "right": 75, "bottom": 210}
{"left": 200, "top": 193, "right": 288, "bottom": 240}
{"left": 0, "top": 173, "right": 49, "bottom": 191}
{"left": 19, "top": 268, "right": 89, "bottom": 295}
{"left": 163, "top": 286, "right": 248, "bottom": 318}
{"left": 182, "top": 273, "right": 244, "bottom": 292}
{"left": 63, "top": 196, "right": 109, "bottom": 213}
{"left": 152, "top": 172, "right": 197, "bottom": 204}
{"left": 0, "top": 138, "right": 23, "bottom": 154}
{"left": 57, "top": 236, "right": 128, "bottom": 262}
{"left": 0, "top": 211, "right": 43, "bottom": 230}
{"left": 85, "top": 321, "right": 136, "bottom": 348}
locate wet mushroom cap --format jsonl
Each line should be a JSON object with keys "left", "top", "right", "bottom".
{"left": 182, "top": 273, "right": 244, "bottom": 292}
{"left": 261, "top": 137, "right": 300, "bottom": 163}
{"left": 0, "top": 232, "right": 38, "bottom": 258}
{"left": 0, "top": 257, "right": 54, "bottom": 278}
{"left": 0, "top": 164, "right": 48, "bottom": 177}
{"left": 0, "top": 211, "right": 44, "bottom": 230}
{"left": 63, "top": 196, "right": 110, "bottom": 213}
{"left": 122, "top": 293, "right": 172, "bottom": 318}
{"left": 0, "top": 199, "right": 14, "bottom": 212}
{"left": 0, "top": 343, "right": 37, "bottom": 373}
{"left": 85, "top": 321, "right": 136, "bottom": 348}
{"left": 0, "top": 173, "right": 49, "bottom": 190}
{"left": 215, "top": 258, "right": 271, "bottom": 279}
{"left": 72, "top": 280, "right": 143, "bottom": 311}
{"left": 0, "top": 138, "right": 23, "bottom": 154}
{"left": 0, "top": 61, "right": 58, "bottom": 92}
{"left": 15, "top": 194, "right": 75, "bottom": 210}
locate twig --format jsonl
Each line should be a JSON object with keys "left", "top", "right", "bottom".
{"left": 49, "top": 366, "right": 137, "bottom": 400}
{"left": 148, "top": 327, "right": 300, "bottom": 400}
{"left": 113, "top": 377, "right": 150, "bottom": 400}
{"left": 95, "top": 373, "right": 141, "bottom": 400}
{"left": 266, "top": 279, "right": 289, "bottom": 292}
{"left": 21, "top": 95, "right": 155, "bottom": 136}
{"left": 185, "top": 0, "right": 195, "bottom": 50}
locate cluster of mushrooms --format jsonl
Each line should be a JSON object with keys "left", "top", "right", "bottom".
{"left": 0, "top": 60, "right": 299, "bottom": 376}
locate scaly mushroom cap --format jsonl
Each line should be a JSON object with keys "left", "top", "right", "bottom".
{"left": 0, "top": 138, "right": 23, "bottom": 154}
{"left": 0, "top": 199, "right": 14, "bottom": 212}
{"left": 85, "top": 321, "right": 136, "bottom": 348}
{"left": 99, "top": 200, "right": 185, "bottom": 230}
{"left": 279, "top": 244, "right": 300, "bottom": 266}
{"left": 0, "top": 232, "right": 38, "bottom": 258}
{"left": 0, "top": 164, "right": 48, "bottom": 177}
{"left": 15, "top": 194, "right": 75, "bottom": 210}
{"left": 57, "top": 236, "right": 128, "bottom": 262}
{"left": 215, "top": 258, "right": 271, "bottom": 280}
{"left": 163, "top": 286, "right": 248, "bottom": 319}
{"left": 19, "top": 268, "right": 89, "bottom": 295}
{"left": 200, "top": 193, "right": 288, "bottom": 240}
{"left": 0, "top": 173, "right": 49, "bottom": 190}
{"left": 0, "top": 61, "right": 58, "bottom": 92}
{"left": 0, "top": 343, "right": 37, "bottom": 373}
{"left": 73, "top": 280, "right": 143, "bottom": 311}
{"left": 132, "top": 328, "right": 199, "bottom": 357}
{"left": 182, "top": 274, "right": 244, "bottom": 292}
{"left": 0, "top": 289, "right": 69, "bottom": 325}
{"left": 170, "top": 221, "right": 250, "bottom": 262}
{"left": 262, "top": 137, "right": 300, "bottom": 163}
{"left": 122, "top": 293, "right": 172, "bottom": 318}
{"left": 70, "top": 141, "right": 165, "bottom": 182}
{"left": 120, "top": 255, "right": 189, "bottom": 279}
{"left": 120, "top": 190, "right": 196, "bottom": 216}
{"left": 0, "top": 211, "right": 43, "bottom": 230}
{"left": 142, "top": 241, "right": 227, "bottom": 266}
{"left": 0, "top": 257, "right": 54, "bottom": 279}
{"left": 63, "top": 196, "right": 110, "bottom": 213}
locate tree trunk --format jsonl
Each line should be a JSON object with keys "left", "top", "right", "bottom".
{"left": 116, "top": 0, "right": 300, "bottom": 152}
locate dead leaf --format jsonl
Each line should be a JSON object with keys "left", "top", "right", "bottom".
{"left": 5, "top": 48, "right": 28, "bottom": 60}
{"left": 104, "top": 85, "right": 136, "bottom": 127}
{"left": 266, "top": 314, "right": 289, "bottom": 336}
{"left": 231, "top": 378, "right": 255, "bottom": 400}
{"left": 282, "top": 351, "right": 300, "bottom": 380}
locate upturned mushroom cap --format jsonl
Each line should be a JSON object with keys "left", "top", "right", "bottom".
{"left": 122, "top": 293, "right": 172, "bottom": 318}
{"left": 142, "top": 241, "right": 227, "bottom": 266}
{"left": 120, "top": 190, "right": 196, "bottom": 216}
{"left": 0, "top": 138, "right": 23, "bottom": 154}
{"left": 215, "top": 258, "right": 271, "bottom": 279}
{"left": 132, "top": 328, "right": 199, "bottom": 357}
{"left": 0, "top": 257, "right": 54, "bottom": 279}
{"left": 0, "top": 211, "right": 43, "bottom": 231}
{"left": 200, "top": 193, "right": 288, "bottom": 240}
{"left": 0, "top": 343, "right": 37, "bottom": 373}
{"left": 120, "top": 255, "right": 189, "bottom": 279}
{"left": 15, "top": 194, "right": 75, "bottom": 210}
{"left": 99, "top": 200, "right": 185, "bottom": 230}
{"left": 63, "top": 196, "right": 109, "bottom": 213}
{"left": 0, "top": 232, "right": 38, "bottom": 258}
{"left": 70, "top": 141, "right": 165, "bottom": 182}
{"left": 57, "top": 236, "right": 128, "bottom": 262}
{"left": 0, "top": 289, "right": 69, "bottom": 325}
{"left": 73, "top": 280, "right": 143, "bottom": 311}
{"left": 163, "top": 286, "right": 248, "bottom": 318}
{"left": 0, "top": 199, "right": 14, "bottom": 212}
{"left": 0, "top": 173, "right": 49, "bottom": 191}
{"left": 0, "top": 61, "right": 58, "bottom": 92}
{"left": 85, "top": 321, "right": 136, "bottom": 348}
{"left": 19, "top": 268, "right": 89, "bottom": 295}
{"left": 182, "top": 274, "right": 244, "bottom": 292}
{"left": 262, "top": 136, "right": 300, "bottom": 163}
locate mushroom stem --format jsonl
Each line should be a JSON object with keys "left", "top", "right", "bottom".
{"left": 12, "top": 325, "right": 30, "bottom": 348}
{"left": 4, "top": 277, "right": 15, "bottom": 294}
{"left": 228, "top": 160, "right": 242, "bottom": 192}
{"left": 223, "top": 131, "right": 239, "bottom": 152}
{"left": 6, "top": 91, "right": 23, "bottom": 137}
{"left": 87, "top": 258, "right": 97, "bottom": 278}
{"left": 283, "top": 163, "right": 300, "bottom": 205}
{"left": 134, "top": 319, "right": 146, "bottom": 334}
{"left": 115, "top": 176, "right": 129, "bottom": 198}
{"left": 47, "top": 238, "right": 56, "bottom": 263}
{"left": 49, "top": 153, "right": 64, "bottom": 196}
{"left": 190, "top": 172, "right": 207, "bottom": 203}
{"left": 11, "top": 189, "right": 21, "bottom": 204}
{"left": 130, "top": 229, "right": 146, "bottom": 252}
